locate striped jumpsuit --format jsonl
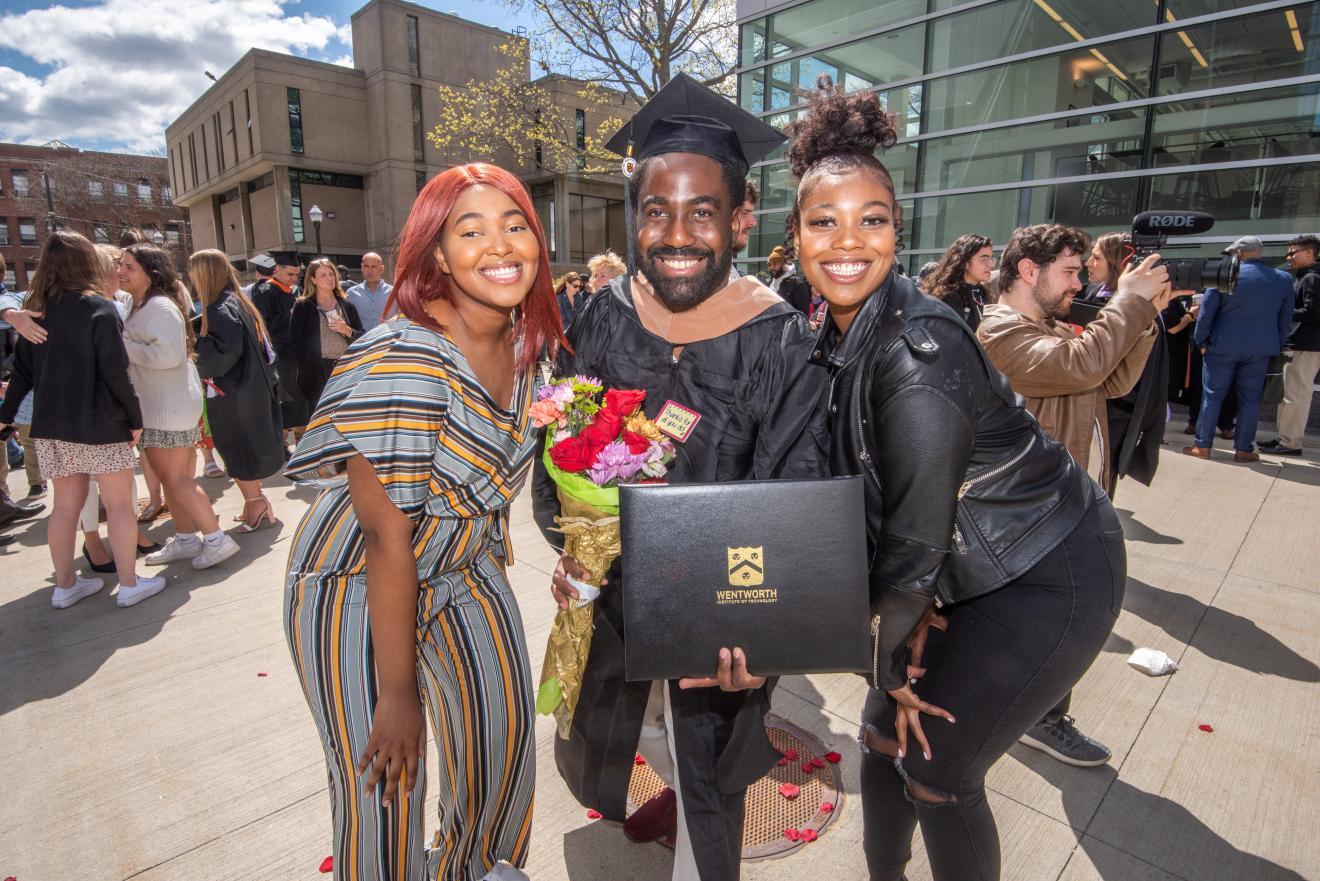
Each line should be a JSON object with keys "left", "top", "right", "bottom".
{"left": 283, "top": 319, "right": 537, "bottom": 881}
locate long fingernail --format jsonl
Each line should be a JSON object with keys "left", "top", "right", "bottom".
{"left": 897, "top": 749, "right": 904, "bottom": 758}
{"left": 923, "top": 751, "right": 930, "bottom": 761}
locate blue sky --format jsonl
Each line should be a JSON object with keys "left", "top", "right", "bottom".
{"left": 0, "top": 0, "right": 540, "bottom": 153}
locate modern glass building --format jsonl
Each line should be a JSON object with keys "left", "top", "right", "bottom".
{"left": 734, "top": 0, "right": 1320, "bottom": 272}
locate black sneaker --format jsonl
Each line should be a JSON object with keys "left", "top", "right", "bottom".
{"left": 27, "top": 483, "right": 47, "bottom": 500}
{"left": 1018, "top": 716, "right": 1111, "bottom": 767}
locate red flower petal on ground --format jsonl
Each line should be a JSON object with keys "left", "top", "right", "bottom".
{"left": 810, "top": 757, "right": 826, "bottom": 769}
{"left": 319, "top": 856, "right": 333, "bottom": 873}
{"left": 257, "top": 672, "right": 268, "bottom": 677}
{"left": 825, "top": 751, "right": 842, "bottom": 763}
{"left": 782, "top": 748, "right": 799, "bottom": 760}
{"left": 801, "top": 762, "right": 815, "bottom": 774}
{"left": 779, "top": 783, "right": 800, "bottom": 800}
{"left": 634, "top": 754, "right": 646, "bottom": 765}
{"left": 783, "top": 828, "right": 801, "bottom": 841}
{"left": 1198, "top": 724, "right": 1214, "bottom": 733}
{"left": 800, "top": 829, "right": 819, "bottom": 843}
{"left": 587, "top": 809, "right": 603, "bottom": 819}
{"left": 820, "top": 802, "right": 834, "bottom": 813}
{"left": 777, "top": 757, "right": 789, "bottom": 766}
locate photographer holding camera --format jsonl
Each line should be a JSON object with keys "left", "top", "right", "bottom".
{"left": 977, "top": 223, "right": 1170, "bottom": 767}
{"left": 1184, "top": 236, "right": 1294, "bottom": 463}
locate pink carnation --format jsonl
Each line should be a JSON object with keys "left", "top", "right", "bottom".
{"left": 529, "top": 399, "right": 565, "bottom": 429}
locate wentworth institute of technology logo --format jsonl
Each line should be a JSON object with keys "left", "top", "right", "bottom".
{"left": 727, "top": 547, "right": 765, "bottom": 587}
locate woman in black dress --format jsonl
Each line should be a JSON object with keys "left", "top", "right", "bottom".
{"left": 289, "top": 258, "right": 364, "bottom": 420}
{"left": 189, "top": 250, "right": 285, "bottom": 531}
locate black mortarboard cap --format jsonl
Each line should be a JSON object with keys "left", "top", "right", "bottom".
{"left": 605, "top": 73, "right": 786, "bottom": 176}
{"left": 270, "top": 251, "right": 300, "bottom": 267}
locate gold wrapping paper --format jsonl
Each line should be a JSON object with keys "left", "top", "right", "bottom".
{"left": 539, "top": 493, "right": 622, "bottom": 738}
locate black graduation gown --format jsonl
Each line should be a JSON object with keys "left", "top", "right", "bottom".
{"left": 250, "top": 280, "right": 303, "bottom": 429}
{"left": 531, "top": 275, "right": 829, "bottom": 881}
{"left": 193, "top": 293, "right": 285, "bottom": 481}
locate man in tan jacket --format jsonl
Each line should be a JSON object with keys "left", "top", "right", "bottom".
{"left": 976, "top": 223, "right": 1169, "bottom": 769}
{"left": 978, "top": 225, "right": 1171, "bottom": 491}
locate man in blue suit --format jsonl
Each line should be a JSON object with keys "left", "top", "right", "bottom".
{"left": 1185, "top": 236, "right": 1294, "bottom": 462}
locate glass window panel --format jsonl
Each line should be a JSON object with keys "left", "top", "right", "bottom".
{"left": 1156, "top": 3, "right": 1317, "bottom": 96}
{"left": 924, "top": 35, "right": 1154, "bottom": 134}
{"left": 741, "top": 19, "right": 767, "bottom": 66}
{"left": 908, "top": 178, "right": 1140, "bottom": 252}
{"left": 1150, "top": 81, "right": 1320, "bottom": 169}
{"left": 920, "top": 106, "right": 1147, "bottom": 192}
{"left": 768, "top": 0, "right": 924, "bottom": 60}
{"left": 19, "top": 218, "right": 38, "bottom": 244}
{"left": 0, "top": 223, "right": 8, "bottom": 245}
{"left": 928, "top": 0, "right": 1158, "bottom": 74}
{"left": 12, "top": 170, "right": 28, "bottom": 196}
{"left": 1146, "top": 163, "right": 1320, "bottom": 236}
{"left": 766, "top": 23, "right": 925, "bottom": 113}
{"left": 739, "top": 69, "right": 765, "bottom": 113}
{"left": 746, "top": 210, "right": 790, "bottom": 260}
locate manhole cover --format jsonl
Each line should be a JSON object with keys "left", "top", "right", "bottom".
{"left": 626, "top": 714, "right": 843, "bottom": 860}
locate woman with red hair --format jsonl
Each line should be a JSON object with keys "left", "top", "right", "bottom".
{"left": 283, "top": 164, "right": 563, "bottom": 881}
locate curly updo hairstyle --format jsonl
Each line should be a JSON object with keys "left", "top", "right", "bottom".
{"left": 785, "top": 75, "right": 904, "bottom": 248}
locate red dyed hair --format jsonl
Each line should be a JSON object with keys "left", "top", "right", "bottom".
{"left": 389, "top": 163, "right": 565, "bottom": 370}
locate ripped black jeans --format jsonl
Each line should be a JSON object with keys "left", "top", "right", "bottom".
{"left": 861, "top": 498, "right": 1126, "bottom": 881}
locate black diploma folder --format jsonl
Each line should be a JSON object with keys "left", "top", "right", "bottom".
{"left": 618, "top": 476, "right": 870, "bottom": 681}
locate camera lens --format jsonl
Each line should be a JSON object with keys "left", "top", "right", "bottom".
{"left": 1161, "top": 255, "right": 1239, "bottom": 294}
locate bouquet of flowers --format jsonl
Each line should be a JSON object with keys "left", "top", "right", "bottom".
{"left": 533, "top": 375, "right": 674, "bottom": 738}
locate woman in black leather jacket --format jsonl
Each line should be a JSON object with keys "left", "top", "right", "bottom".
{"left": 787, "top": 79, "right": 1127, "bottom": 881}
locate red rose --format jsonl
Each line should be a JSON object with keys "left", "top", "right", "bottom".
{"left": 319, "top": 856, "right": 334, "bottom": 873}
{"left": 801, "top": 762, "right": 815, "bottom": 774}
{"left": 820, "top": 802, "right": 834, "bottom": 813}
{"left": 825, "top": 751, "right": 842, "bottom": 764}
{"left": 605, "top": 388, "right": 646, "bottom": 417}
{"left": 782, "top": 748, "right": 799, "bottom": 760}
{"left": 587, "top": 809, "right": 603, "bottom": 819}
{"left": 810, "top": 757, "right": 826, "bottom": 769}
{"left": 578, "top": 407, "right": 623, "bottom": 454}
{"left": 800, "top": 829, "right": 819, "bottom": 843}
{"left": 622, "top": 430, "right": 650, "bottom": 454}
{"left": 550, "top": 436, "right": 595, "bottom": 472}
{"left": 778, "top": 783, "right": 800, "bottom": 800}
{"left": 783, "top": 828, "right": 801, "bottom": 841}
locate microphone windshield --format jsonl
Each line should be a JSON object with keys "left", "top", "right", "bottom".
{"left": 1132, "top": 211, "right": 1215, "bottom": 236}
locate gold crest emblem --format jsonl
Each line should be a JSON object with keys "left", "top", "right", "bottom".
{"left": 727, "top": 547, "right": 765, "bottom": 587}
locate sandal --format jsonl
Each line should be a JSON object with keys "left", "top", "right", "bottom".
{"left": 236, "top": 496, "right": 277, "bottom": 533}
{"left": 137, "top": 500, "right": 168, "bottom": 523}
{"left": 203, "top": 462, "right": 225, "bottom": 479}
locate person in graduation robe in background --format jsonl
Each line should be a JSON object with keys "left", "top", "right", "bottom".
{"left": 248, "top": 251, "right": 305, "bottom": 440}
{"left": 531, "top": 74, "right": 830, "bottom": 881}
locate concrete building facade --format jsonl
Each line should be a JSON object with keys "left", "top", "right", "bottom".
{"left": 0, "top": 141, "right": 189, "bottom": 290}
{"left": 166, "top": 0, "right": 629, "bottom": 278}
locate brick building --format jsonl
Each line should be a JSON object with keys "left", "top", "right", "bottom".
{"left": 0, "top": 140, "right": 191, "bottom": 290}
{"left": 165, "top": 0, "right": 632, "bottom": 278}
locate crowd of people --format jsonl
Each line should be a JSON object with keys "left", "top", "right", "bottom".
{"left": 1, "top": 71, "right": 1317, "bottom": 881}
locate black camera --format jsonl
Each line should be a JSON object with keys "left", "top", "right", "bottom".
{"left": 1129, "top": 211, "right": 1240, "bottom": 294}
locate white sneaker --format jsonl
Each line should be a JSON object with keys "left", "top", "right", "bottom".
{"left": 52, "top": 576, "right": 104, "bottom": 609}
{"left": 146, "top": 535, "right": 202, "bottom": 565}
{"left": 480, "top": 863, "right": 530, "bottom": 881}
{"left": 191, "top": 534, "right": 240, "bottom": 569}
{"left": 116, "top": 575, "right": 167, "bottom": 608}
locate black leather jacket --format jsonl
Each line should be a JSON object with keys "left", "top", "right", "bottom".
{"left": 813, "top": 271, "right": 1096, "bottom": 690}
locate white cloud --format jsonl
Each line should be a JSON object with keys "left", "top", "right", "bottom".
{"left": 0, "top": 0, "right": 352, "bottom": 154}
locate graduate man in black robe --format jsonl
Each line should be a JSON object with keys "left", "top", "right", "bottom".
{"left": 532, "top": 74, "right": 829, "bottom": 881}
{"left": 249, "top": 251, "right": 304, "bottom": 439}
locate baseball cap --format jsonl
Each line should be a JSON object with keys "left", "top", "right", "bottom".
{"left": 1222, "top": 236, "right": 1263, "bottom": 254}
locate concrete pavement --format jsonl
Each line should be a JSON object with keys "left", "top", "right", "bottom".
{"left": 1, "top": 436, "right": 1317, "bottom": 881}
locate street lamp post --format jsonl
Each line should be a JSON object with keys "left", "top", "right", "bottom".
{"left": 150, "top": 229, "right": 165, "bottom": 246}
{"left": 308, "top": 204, "right": 324, "bottom": 258}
